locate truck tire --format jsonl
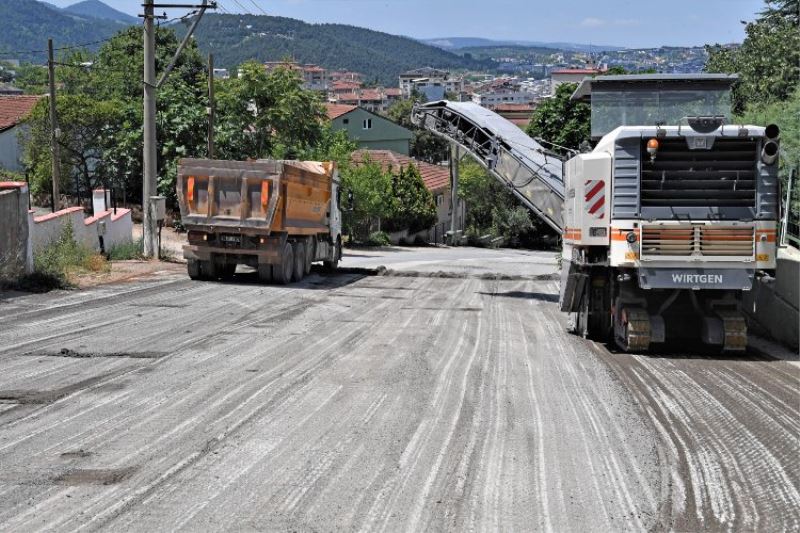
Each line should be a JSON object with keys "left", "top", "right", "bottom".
{"left": 187, "top": 259, "right": 201, "bottom": 280}
{"left": 292, "top": 242, "right": 305, "bottom": 282}
{"left": 304, "top": 238, "right": 314, "bottom": 275}
{"left": 323, "top": 238, "right": 340, "bottom": 272}
{"left": 200, "top": 260, "right": 217, "bottom": 281}
{"left": 257, "top": 264, "right": 272, "bottom": 284}
{"left": 272, "top": 242, "right": 294, "bottom": 285}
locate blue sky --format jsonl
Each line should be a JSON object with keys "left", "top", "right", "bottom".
{"left": 50, "top": 0, "right": 765, "bottom": 48}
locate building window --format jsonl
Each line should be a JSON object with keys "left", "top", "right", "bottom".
{"left": 363, "top": 119, "right": 372, "bottom": 130}
{"left": 342, "top": 118, "right": 349, "bottom": 125}
{"left": 435, "top": 194, "right": 444, "bottom": 207}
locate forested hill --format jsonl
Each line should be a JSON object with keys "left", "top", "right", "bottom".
{"left": 0, "top": 0, "right": 128, "bottom": 63}
{"left": 192, "top": 14, "right": 493, "bottom": 85}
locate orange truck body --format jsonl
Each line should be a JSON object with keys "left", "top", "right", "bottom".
{"left": 176, "top": 158, "right": 342, "bottom": 282}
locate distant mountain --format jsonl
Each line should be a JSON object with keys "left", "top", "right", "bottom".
{"left": 63, "top": 0, "right": 138, "bottom": 25}
{"left": 0, "top": 0, "right": 131, "bottom": 63}
{"left": 191, "top": 14, "right": 493, "bottom": 85}
{"left": 423, "top": 37, "right": 626, "bottom": 53}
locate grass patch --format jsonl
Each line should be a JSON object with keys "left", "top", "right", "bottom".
{"left": 107, "top": 238, "right": 144, "bottom": 260}
{"left": 24, "top": 222, "right": 109, "bottom": 291}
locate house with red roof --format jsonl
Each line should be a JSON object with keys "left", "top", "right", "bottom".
{"left": 0, "top": 95, "right": 41, "bottom": 172}
{"left": 352, "top": 149, "right": 464, "bottom": 243}
{"left": 324, "top": 103, "right": 413, "bottom": 155}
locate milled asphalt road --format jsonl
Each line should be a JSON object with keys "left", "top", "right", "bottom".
{"left": 0, "top": 247, "right": 798, "bottom": 532}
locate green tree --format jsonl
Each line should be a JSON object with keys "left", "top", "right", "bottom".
{"left": 386, "top": 96, "right": 449, "bottom": 163}
{"left": 384, "top": 163, "right": 437, "bottom": 233}
{"left": 215, "top": 61, "right": 326, "bottom": 160}
{"left": 706, "top": 0, "right": 800, "bottom": 114}
{"left": 525, "top": 82, "right": 591, "bottom": 153}
{"left": 340, "top": 158, "right": 393, "bottom": 241}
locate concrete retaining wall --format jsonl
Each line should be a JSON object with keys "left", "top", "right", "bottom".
{"left": 29, "top": 206, "right": 133, "bottom": 255}
{"left": 744, "top": 247, "right": 800, "bottom": 350}
{"left": 0, "top": 182, "right": 33, "bottom": 281}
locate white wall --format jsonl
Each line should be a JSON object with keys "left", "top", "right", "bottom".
{"left": 29, "top": 207, "right": 134, "bottom": 255}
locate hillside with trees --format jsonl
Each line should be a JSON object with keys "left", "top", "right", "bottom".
{"left": 0, "top": 0, "right": 128, "bottom": 62}
{"left": 191, "top": 14, "right": 492, "bottom": 85}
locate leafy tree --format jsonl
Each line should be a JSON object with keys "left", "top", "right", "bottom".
{"left": 23, "top": 95, "right": 124, "bottom": 199}
{"left": 386, "top": 95, "right": 448, "bottom": 163}
{"left": 525, "top": 82, "right": 591, "bottom": 153}
{"left": 340, "top": 158, "right": 393, "bottom": 241}
{"left": 215, "top": 61, "right": 325, "bottom": 160}
{"left": 384, "top": 163, "right": 437, "bottom": 233}
{"left": 706, "top": 0, "right": 800, "bottom": 114}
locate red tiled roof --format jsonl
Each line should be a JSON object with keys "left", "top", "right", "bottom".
{"left": 357, "top": 90, "right": 383, "bottom": 101}
{"left": 352, "top": 149, "right": 450, "bottom": 192}
{"left": 0, "top": 95, "right": 41, "bottom": 131}
{"left": 324, "top": 102, "right": 357, "bottom": 120}
{"left": 384, "top": 88, "right": 402, "bottom": 96}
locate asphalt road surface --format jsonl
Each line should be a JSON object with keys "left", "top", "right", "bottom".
{"left": 0, "top": 247, "right": 798, "bottom": 532}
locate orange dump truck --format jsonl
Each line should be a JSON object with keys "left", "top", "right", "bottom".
{"left": 177, "top": 158, "right": 342, "bottom": 284}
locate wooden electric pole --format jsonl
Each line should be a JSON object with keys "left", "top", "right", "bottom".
{"left": 47, "top": 38, "right": 61, "bottom": 212}
{"left": 207, "top": 53, "right": 215, "bottom": 158}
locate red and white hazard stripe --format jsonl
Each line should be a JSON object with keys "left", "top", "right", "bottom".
{"left": 585, "top": 179, "right": 605, "bottom": 220}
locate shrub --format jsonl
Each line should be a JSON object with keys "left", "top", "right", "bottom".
{"left": 28, "top": 221, "right": 108, "bottom": 290}
{"left": 366, "top": 231, "right": 390, "bottom": 246}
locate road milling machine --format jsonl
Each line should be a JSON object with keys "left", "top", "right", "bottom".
{"left": 412, "top": 74, "right": 780, "bottom": 352}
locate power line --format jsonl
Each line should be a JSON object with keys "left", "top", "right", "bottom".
{"left": 0, "top": 38, "right": 115, "bottom": 58}
{"left": 247, "top": 0, "right": 268, "bottom": 16}
{"left": 228, "top": 0, "right": 255, "bottom": 15}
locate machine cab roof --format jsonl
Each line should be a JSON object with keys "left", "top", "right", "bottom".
{"left": 570, "top": 73, "right": 739, "bottom": 140}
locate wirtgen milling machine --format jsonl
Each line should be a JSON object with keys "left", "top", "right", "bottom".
{"left": 413, "top": 74, "right": 780, "bottom": 352}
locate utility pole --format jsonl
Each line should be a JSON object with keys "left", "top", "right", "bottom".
{"left": 47, "top": 38, "right": 61, "bottom": 212}
{"left": 207, "top": 53, "right": 215, "bottom": 158}
{"left": 141, "top": 0, "right": 215, "bottom": 257}
{"left": 449, "top": 144, "right": 460, "bottom": 244}
{"left": 142, "top": 0, "right": 157, "bottom": 257}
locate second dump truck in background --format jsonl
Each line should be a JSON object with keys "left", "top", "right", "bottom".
{"left": 176, "top": 158, "right": 342, "bottom": 284}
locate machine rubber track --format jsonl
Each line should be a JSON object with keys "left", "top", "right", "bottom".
{"left": 619, "top": 307, "right": 651, "bottom": 352}
{"left": 717, "top": 309, "right": 748, "bottom": 352}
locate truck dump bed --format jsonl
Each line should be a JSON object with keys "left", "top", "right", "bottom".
{"left": 177, "top": 158, "right": 337, "bottom": 235}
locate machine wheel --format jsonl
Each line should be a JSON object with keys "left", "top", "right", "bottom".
{"left": 304, "top": 239, "right": 314, "bottom": 275}
{"left": 272, "top": 242, "right": 294, "bottom": 285}
{"left": 323, "top": 238, "right": 340, "bottom": 272}
{"left": 187, "top": 259, "right": 201, "bottom": 280}
{"left": 717, "top": 309, "right": 748, "bottom": 352}
{"left": 257, "top": 264, "right": 272, "bottom": 284}
{"left": 292, "top": 242, "right": 305, "bottom": 282}
{"left": 616, "top": 307, "right": 651, "bottom": 352}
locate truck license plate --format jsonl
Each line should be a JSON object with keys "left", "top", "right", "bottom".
{"left": 221, "top": 235, "right": 240, "bottom": 244}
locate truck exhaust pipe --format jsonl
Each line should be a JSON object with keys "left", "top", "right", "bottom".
{"left": 762, "top": 141, "right": 779, "bottom": 165}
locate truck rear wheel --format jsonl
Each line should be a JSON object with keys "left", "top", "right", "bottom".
{"left": 199, "top": 260, "right": 217, "bottom": 281}
{"left": 304, "top": 239, "right": 314, "bottom": 275}
{"left": 257, "top": 264, "right": 272, "bottom": 284}
{"left": 292, "top": 242, "right": 305, "bottom": 282}
{"left": 272, "top": 242, "right": 294, "bottom": 285}
{"left": 187, "top": 259, "right": 201, "bottom": 280}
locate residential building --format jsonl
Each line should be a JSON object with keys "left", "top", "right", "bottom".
{"left": 330, "top": 71, "right": 363, "bottom": 84}
{"left": 471, "top": 78, "right": 534, "bottom": 107}
{"left": 352, "top": 149, "right": 462, "bottom": 243}
{"left": 330, "top": 88, "right": 402, "bottom": 114}
{"left": 550, "top": 67, "right": 607, "bottom": 92}
{"left": 0, "top": 95, "right": 41, "bottom": 171}
{"left": 212, "top": 68, "right": 229, "bottom": 79}
{"left": 492, "top": 103, "right": 537, "bottom": 129}
{"left": 264, "top": 61, "right": 330, "bottom": 91}
{"left": 399, "top": 67, "right": 463, "bottom": 98}
{"left": 0, "top": 84, "right": 24, "bottom": 96}
{"left": 325, "top": 104, "right": 412, "bottom": 155}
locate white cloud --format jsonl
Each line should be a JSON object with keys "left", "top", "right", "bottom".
{"left": 580, "top": 17, "right": 606, "bottom": 28}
